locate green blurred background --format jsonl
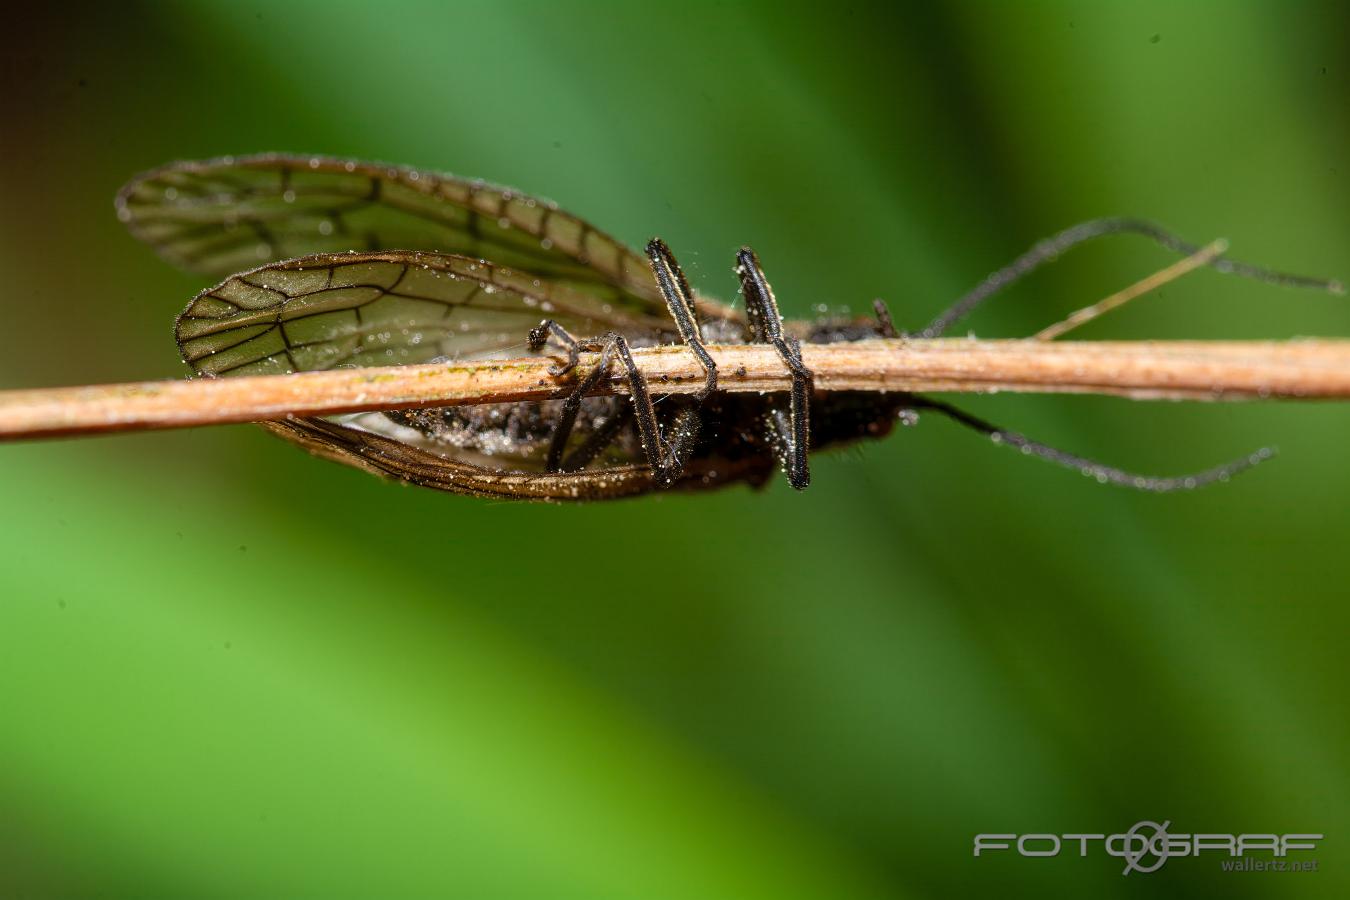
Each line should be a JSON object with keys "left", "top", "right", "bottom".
{"left": 1, "top": 2, "right": 1346, "bottom": 896}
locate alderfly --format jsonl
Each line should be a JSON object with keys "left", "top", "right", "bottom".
{"left": 116, "top": 155, "right": 1340, "bottom": 500}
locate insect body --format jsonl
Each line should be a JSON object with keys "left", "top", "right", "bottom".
{"left": 116, "top": 155, "right": 1337, "bottom": 500}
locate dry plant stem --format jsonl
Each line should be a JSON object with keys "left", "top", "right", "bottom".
{"left": 1034, "top": 239, "right": 1230, "bottom": 341}
{"left": 3, "top": 338, "right": 1350, "bottom": 440}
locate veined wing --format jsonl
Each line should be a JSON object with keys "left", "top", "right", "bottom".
{"left": 176, "top": 250, "right": 673, "bottom": 377}
{"left": 179, "top": 250, "right": 771, "bottom": 499}
{"left": 180, "top": 248, "right": 655, "bottom": 485}
{"left": 260, "top": 417, "right": 772, "bottom": 501}
{"left": 120, "top": 153, "right": 736, "bottom": 323}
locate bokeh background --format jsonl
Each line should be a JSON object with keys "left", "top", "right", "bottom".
{"left": 2, "top": 2, "right": 1346, "bottom": 896}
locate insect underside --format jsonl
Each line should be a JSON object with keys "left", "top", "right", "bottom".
{"left": 115, "top": 154, "right": 1340, "bottom": 500}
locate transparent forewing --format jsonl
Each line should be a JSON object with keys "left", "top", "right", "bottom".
{"left": 176, "top": 250, "right": 667, "bottom": 377}
{"left": 119, "top": 154, "right": 674, "bottom": 321}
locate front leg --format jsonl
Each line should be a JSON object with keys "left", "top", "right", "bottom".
{"left": 542, "top": 334, "right": 617, "bottom": 473}
{"left": 528, "top": 318, "right": 583, "bottom": 376}
{"left": 607, "top": 332, "right": 702, "bottom": 487}
{"left": 535, "top": 325, "right": 702, "bottom": 486}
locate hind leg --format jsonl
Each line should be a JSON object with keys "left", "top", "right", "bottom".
{"left": 735, "top": 247, "right": 812, "bottom": 489}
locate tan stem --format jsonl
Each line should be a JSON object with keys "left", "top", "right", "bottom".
{"left": 1033, "top": 239, "right": 1230, "bottom": 341}
{"left": 3, "top": 338, "right": 1350, "bottom": 440}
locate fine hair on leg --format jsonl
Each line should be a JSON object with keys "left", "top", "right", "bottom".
{"left": 528, "top": 318, "right": 583, "bottom": 375}
{"left": 558, "top": 400, "right": 634, "bottom": 472}
{"left": 537, "top": 327, "right": 702, "bottom": 485}
{"left": 736, "top": 247, "right": 812, "bottom": 489}
{"left": 646, "top": 238, "right": 718, "bottom": 398}
{"left": 872, "top": 298, "right": 899, "bottom": 338}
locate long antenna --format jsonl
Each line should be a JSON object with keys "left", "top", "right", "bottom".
{"left": 910, "top": 396, "right": 1273, "bottom": 493}
{"left": 1033, "top": 239, "right": 1229, "bottom": 341}
{"left": 921, "top": 218, "right": 1343, "bottom": 339}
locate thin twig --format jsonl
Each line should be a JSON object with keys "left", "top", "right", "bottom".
{"left": 1034, "top": 239, "right": 1230, "bottom": 340}
{"left": 3, "top": 338, "right": 1350, "bottom": 441}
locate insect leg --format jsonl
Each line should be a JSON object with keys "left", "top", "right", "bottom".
{"left": 736, "top": 247, "right": 812, "bottom": 489}
{"left": 544, "top": 331, "right": 699, "bottom": 485}
{"left": 528, "top": 319, "right": 584, "bottom": 376}
{"left": 779, "top": 335, "right": 811, "bottom": 490}
{"left": 909, "top": 395, "right": 1274, "bottom": 492}
{"left": 920, "top": 217, "right": 1344, "bottom": 338}
{"left": 604, "top": 332, "right": 703, "bottom": 486}
{"left": 657, "top": 403, "right": 704, "bottom": 483}
{"left": 646, "top": 238, "right": 718, "bottom": 399}
{"left": 559, "top": 400, "right": 634, "bottom": 472}
{"left": 544, "top": 338, "right": 619, "bottom": 472}
{"left": 872, "top": 298, "right": 899, "bottom": 338}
